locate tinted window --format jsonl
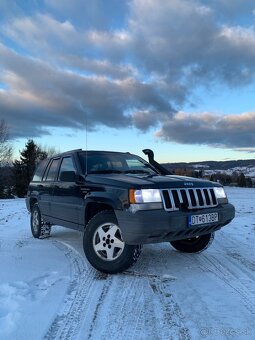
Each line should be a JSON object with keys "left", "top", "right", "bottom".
{"left": 79, "top": 152, "right": 158, "bottom": 175}
{"left": 32, "top": 159, "right": 49, "bottom": 181}
{"left": 45, "top": 159, "right": 59, "bottom": 181}
{"left": 58, "top": 157, "right": 76, "bottom": 180}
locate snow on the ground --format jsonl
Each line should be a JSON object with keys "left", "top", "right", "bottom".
{"left": 0, "top": 187, "right": 255, "bottom": 339}
{"left": 204, "top": 167, "right": 255, "bottom": 178}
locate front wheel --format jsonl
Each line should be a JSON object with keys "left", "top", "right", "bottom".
{"left": 83, "top": 210, "right": 141, "bottom": 274}
{"left": 170, "top": 233, "right": 214, "bottom": 253}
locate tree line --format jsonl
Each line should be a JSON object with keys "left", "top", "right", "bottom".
{"left": 171, "top": 168, "right": 254, "bottom": 188}
{"left": 0, "top": 120, "right": 57, "bottom": 198}
{"left": 0, "top": 138, "right": 51, "bottom": 198}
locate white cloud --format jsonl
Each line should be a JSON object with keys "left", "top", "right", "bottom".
{"left": 1, "top": 0, "right": 255, "bottom": 149}
{"left": 156, "top": 111, "right": 255, "bottom": 148}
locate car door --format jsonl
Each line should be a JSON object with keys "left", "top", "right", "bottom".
{"left": 40, "top": 157, "right": 60, "bottom": 219}
{"left": 51, "top": 155, "right": 84, "bottom": 228}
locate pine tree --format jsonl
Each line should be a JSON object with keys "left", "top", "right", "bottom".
{"left": 246, "top": 177, "right": 252, "bottom": 188}
{"left": 13, "top": 140, "right": 47, "bottom": 197}
{"left": 0, "top": 173, "right": 4, "bottom": 198}
{"left": 237, "top": 173, "right": 246, "bottom": 187}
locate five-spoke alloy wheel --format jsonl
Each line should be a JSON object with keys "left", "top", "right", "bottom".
{"left": 93, "top": 222, "right": 125, "bottom": 261}
{"left": 83, "top": 210, "right": 141, "bottom": 274}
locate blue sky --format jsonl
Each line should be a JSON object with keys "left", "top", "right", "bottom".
{"left": 0, "top": 0, "right": 255, "bottom": 163}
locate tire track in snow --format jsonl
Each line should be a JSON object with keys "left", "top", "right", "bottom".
{"left": 86, "top": 259, "right": 190, "bottom": 340}
{"left": 86, "top": 276, "right": 113, "bottom": 339}
{"left": 226, "top": 251, "right": 255, "bottom": 273}
{"left": 127, "top": 251, "right": 190, "bottom": 340}
{"left": 148, "top": 279, "right": 191, "bottom": 340}
{"left": 215, "top": 234, "right": 255, "bottom": 274}
{"left": 84, "top": 270, "right": 146, "bottom": 339}
{"left": 44, "top": 241, "right": 190, "bottom": 339}
{"left": 44, "top": 241, "right": 111, "bottom": 339}
{"left": 196, "top": 253, "right": 255, "bottom": 315}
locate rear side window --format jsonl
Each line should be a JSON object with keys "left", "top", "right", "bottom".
{"left": 45, "top": 159, "right": 60, "bottom": 181}
{"left": 32, "top": 159, "right": 48, "bottom": 182}
{"left": 58, "top": 157, "right": 76, "bottom": 180}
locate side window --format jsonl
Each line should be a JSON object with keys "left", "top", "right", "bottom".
{"left": 33, "top": 159, "right": 49, "bottom": 181}
{"left": 45, "top": 159, "right": 60, "bottom": 181}
{"left": 58, "top": 157, "right": 76, "bottom": 181}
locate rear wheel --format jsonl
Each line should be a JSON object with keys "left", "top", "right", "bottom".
{"left": 31, "top": 204, "right": 51, "bottom": 239}
{"left": 83, "top": 210, "right": 141, "bottom": 274}
{"left": 170, "top": 233, "right": 214, "bottom": 253}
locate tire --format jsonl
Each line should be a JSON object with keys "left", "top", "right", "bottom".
{"left": 83, "top": 210, "right": 141, "bottom": 274}
{"left": 31, "top": 203, "right": 51, "bottom": 239}
{"left": 170, "top": 232, "right": 214, "bottom": 253}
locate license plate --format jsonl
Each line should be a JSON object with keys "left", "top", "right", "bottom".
{"left": 188, "top": 212, "right": 219, "bottom": 227}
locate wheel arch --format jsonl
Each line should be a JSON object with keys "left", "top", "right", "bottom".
{"left": 85, "top": 201, "right": 116, "bottom": 228}
{"left": 29, "top": 197, "right": 38, "bottom": 211}
{"left": 84, "top": 193, "right": 124, "bottom": 227}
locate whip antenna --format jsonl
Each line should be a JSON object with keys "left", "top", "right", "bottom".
{"left": 85, "top": 109, "right": 88, "bottom": 176}
{"left": 78, "top": 101, "right": 88, "bottom": 176}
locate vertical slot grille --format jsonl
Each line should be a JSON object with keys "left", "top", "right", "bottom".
{"left": 189, "top": 189, "right": 196, "bottom": 207}
{"left": 172, "top": 190, "right": 180, "bottom": 208}
{"left": 162, "top": 190, "right": 172, "bottom": 209}
{"left": 196, "top": 189, "right": 204, "bottom": 206}
{"left": 161, "top": 188, "right": 218, "bottom": 211}
{"left": 210, "top": 189, "right": 217, "bottom": 205}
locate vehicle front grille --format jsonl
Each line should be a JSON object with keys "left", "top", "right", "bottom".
{"left": 161, "top": 188, "right": 218, "bottom": 211}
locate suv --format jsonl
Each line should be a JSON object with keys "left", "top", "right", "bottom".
{"left": 26, "top": 149, "right": 235, "bottom": 273}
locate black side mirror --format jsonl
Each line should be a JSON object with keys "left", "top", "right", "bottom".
{"left": 59, "top": 171, "right": 78, "bottom": 182}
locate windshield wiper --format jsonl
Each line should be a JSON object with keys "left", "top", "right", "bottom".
{"left": 89, "top": 169, "right": 154, "bottom": 175}
{"left": 124, "top": 169, "right": 152, "bottom": 175}
{"left": 89, "top": 169, "right": 123, "bottom": 174}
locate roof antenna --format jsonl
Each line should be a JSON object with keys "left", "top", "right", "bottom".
{"left": 78, "top": 101, "right": 88, "bottom": 176}
{"left": 85, "top": 109, "right": 88, "bottom": 176}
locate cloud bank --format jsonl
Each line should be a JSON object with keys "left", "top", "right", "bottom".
{"left": 0, "top": 0, "right": 255, "bottom": 149}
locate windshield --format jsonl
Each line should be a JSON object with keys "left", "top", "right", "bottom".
{"left": 78, "top": 152, "right": 158, "bottom": 175}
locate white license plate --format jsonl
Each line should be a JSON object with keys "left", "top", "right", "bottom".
{"left": 188, "top": 212, "right": 219, "bottom": 227}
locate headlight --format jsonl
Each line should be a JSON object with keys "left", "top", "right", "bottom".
{"left": 129, "top": 189, "right": 162, "bottom": 203}
{"left": 214, "top": 187, "right": 227, "bottom": 199}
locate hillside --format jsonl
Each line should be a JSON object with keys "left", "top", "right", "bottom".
{"left": 162, "top": 158, "right": 255, "bottom": 171}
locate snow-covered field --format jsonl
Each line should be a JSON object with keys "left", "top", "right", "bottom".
{"left": 204, "top": 166, "right": 255, "bottom": 178}
{"left": 0, "top": 187, "right": 255, "bottom": 340}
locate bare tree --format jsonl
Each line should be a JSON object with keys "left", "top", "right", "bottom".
{"left": 0, "top": 119, "right": 13, "bottom": 166}
{"left": 39, "top": 144, "right": 60, "bottom": 157}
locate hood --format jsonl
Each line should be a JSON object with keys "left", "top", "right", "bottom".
{"left": 85, "top": 173, "right": 221, "bottom": 189}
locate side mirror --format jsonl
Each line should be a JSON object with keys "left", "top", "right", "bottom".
{"left": 59, "top": 171, "right": 78, "bottom": 182}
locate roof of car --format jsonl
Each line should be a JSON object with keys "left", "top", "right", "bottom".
{"left": 48, "top": 149, "right": 131, "bottom": 159}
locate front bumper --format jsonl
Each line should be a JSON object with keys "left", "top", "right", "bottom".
{"left": 115, "top": 203, "right": 235, "bottom": 245}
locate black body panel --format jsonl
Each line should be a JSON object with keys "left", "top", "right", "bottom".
{"left": 26, "top": 149, "right": 235, "bottom": 243}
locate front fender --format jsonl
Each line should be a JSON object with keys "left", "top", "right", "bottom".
{"left": 82, "top": 188, "right": 129, "bottom": 226}
{"left": 85, "top": 186, "right": 128, "bottom": 210}
{"left": 85, "top": 194, "right": 122, "bottom": 210}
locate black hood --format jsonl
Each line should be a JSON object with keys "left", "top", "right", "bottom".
{"left": 86, "top": 173, "right": 221, "bottom": 189}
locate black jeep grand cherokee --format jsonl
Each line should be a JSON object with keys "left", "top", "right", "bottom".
{"left": 26, "top": 149, "right": 235, "bottom": 273}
